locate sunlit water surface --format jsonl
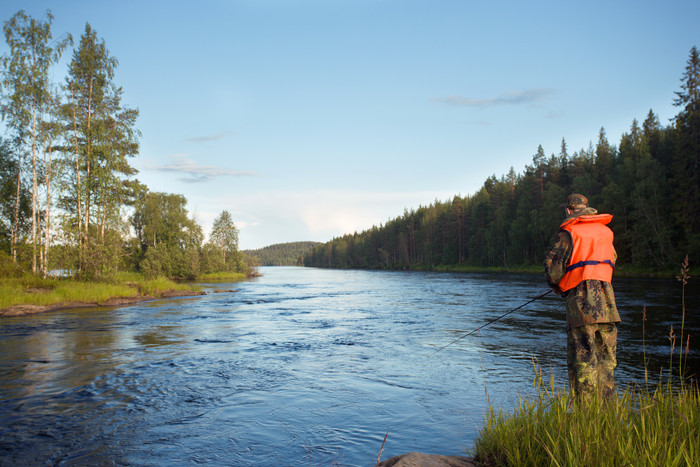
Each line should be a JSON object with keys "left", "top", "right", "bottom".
{"left": 1, "top": 267, "right": 698, "bottom": 465}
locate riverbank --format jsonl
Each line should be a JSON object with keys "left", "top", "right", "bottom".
{"left": 0, "top": 272, "right": 243, "bottom": 317}
{"left": 0, "top": 289, "right": 211, "bottom": 317}
{"left": 469, "top": 374, "right": 699, "bottom": 466}
{"left": 423, "top": 263, "right": 682, "bottom": 279}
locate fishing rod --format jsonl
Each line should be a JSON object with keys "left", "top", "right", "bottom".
{"left": 428, "top": 289, "right": 554, "bottom": 357}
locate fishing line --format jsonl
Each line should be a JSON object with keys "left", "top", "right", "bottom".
{"left": 428, "top": 289, "right": 554, "bottom": 357}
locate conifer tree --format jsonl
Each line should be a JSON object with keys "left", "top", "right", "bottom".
{"left": 672, "top": 46, "right": 700, "bottom": 258}
{"left": 61, "top": 23, "right": 139, "bottom": 276}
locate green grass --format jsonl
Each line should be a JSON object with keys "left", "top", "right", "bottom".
{"left": 0, "top": 279, "right": 137, "bottom": 308}
{"left": 197, "top": 271, "right": 247, "bottom": 281}
{"left": 110, "top": 271, "right": 196, "bottom": 296}
{"left": 0, "top": 273, "right": 198, "bottom": 309}
{"left": 470, "top": 256, "right": 697, "bottom": 466}
{"left": 470, "top": 369, "right": 699, "bottom": 466}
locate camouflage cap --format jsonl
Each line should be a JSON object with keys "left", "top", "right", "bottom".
{"left": 560, "top": 193, "right": 588, "bottom": 210}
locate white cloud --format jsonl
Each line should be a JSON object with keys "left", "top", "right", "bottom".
{"left": 433, "top": 88, "right": 556, "bottom": 108}
{"left": 184, "top": 130, "right": 235, "bottom": 143}
{"left": 145, "top": 155, "right": 256, "bottom": 183}
{"left": 193, "top": 189, "right": 455, "bottom": 249}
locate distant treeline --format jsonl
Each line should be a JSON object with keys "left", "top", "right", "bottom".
{"left": 245, "top": 242, "right": 321, "bottom": 266}
{"left": 303, "top": 47, "right": 700, "bottom": 273}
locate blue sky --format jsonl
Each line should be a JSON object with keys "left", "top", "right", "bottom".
{"left": 2, "top": 1, "right": 699, "bottom": 249}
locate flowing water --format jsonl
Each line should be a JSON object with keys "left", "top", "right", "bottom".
{"left": 1, "top": 267, "right": 698, "bottom": 466}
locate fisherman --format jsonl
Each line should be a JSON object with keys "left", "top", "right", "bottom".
{"left": 544, "top": 193, "right": 621, "bottom": 400}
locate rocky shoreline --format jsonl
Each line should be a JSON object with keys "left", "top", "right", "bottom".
{"left": 378, "top": 452, "right": 476, "bottom": 466}
{"left": 0, "top": 289, "right": 220, "bottom": 317}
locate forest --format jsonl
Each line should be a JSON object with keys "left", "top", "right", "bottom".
{"left": 0, "top": 11, "right": 255, "bottom": 281}
{"left": 244, "top": 241, "right": 320, "bottom": 266}
{"left": 304, "top": 46, "right": 700, "bottom": 273}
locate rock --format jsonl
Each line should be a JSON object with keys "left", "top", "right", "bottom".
{"left": 0, "top": 302, "right": 98, "bottom": 317}
{"left": 0, "top": 304, "right": 52, "bottom": 317}
{"left": 101, "top": 296, "right": 156, "bottom": 306}
{"left": 0, "top": 289, "right": 204, "bottom": 317}
{"left": 159, "top": 290, "right": 206, "bottom": 298}
{"left": 377, "top": 452, "right": 476, "bottom": 467}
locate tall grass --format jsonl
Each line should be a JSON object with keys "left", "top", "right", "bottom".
{"left": 0, "top": 279, "right": 137, "bottom": 308}
{"left": 0, "top": 273, "right": 197, "bottom": 309}
{"left": 470, "top": 361, "right": 699, "bottom": 466}
{"left": 470, "top": 258, "right": 699, "bottom": 466}
{"left": 198, "top": 271, "right": 247, "bottom": 281}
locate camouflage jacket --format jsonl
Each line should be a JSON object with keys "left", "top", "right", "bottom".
{"left": 543, "top": 207, "right": 621, "bottom": 329}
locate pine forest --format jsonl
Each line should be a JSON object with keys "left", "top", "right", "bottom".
{"left": 303, "top": 46, "right": 700, "bottom": 274}
{"left": 244, "top": 242, "right": 321, "bottom": 266}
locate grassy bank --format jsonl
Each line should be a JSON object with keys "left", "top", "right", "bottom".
{"left": 198, "top": 271, "right": 248, "bottom": 281}
{"left": 470, "top": 257, "right": 696, "bottom": 466}
{"left": 470, "top": 368, "right": 699, "bottom": 466}
{"left": 0, "top": 272, "right": 198, "bottom": 310}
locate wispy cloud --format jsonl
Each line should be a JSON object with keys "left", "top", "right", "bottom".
{"left": 147, "top": 155, "right": 256, "bottom": 183}
{"left": 432, "top": 88, "right": 556, "bottom": 108}
{"left": 185, "top": 130, "right": 235, "bottom": 143}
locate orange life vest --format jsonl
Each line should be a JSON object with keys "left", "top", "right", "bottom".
{"left": 557, "top": 214, "right": 615, "bottom": 292}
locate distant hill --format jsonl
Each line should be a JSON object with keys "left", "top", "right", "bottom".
{"left": 243, "top": 241, "right": 321, "bottom": 266}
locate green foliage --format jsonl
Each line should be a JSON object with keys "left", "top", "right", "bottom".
{"left": 0, "top": 250, "right": 22, "bottom": 278}
{"left": 0, "top": 10, "right": 71, "bottom": 270}
{"left": 132, "top": 191, "right": 204, "bottom": 280}
{"left": 0, "top": 11, "right": 260, "bottom": 283}
{"left": 0, "top": 137, "right": 31, "bottom": 251}
{"left": 244, "top": 241, "right": 321, "bottom": 266}
{"left": 140, "top": 244, "right": 172, "bottom": 280}
{"left": 209, "top": 210, "right": 239, "bottom": 263}
{"left": 471, "top": 369, "right": 699, "bottom": 467}
{"left": 200, "top": 242, "right": 226, "bottom": 275}
{"left": 201, "top": 210, "right": 254, "bottom": 276}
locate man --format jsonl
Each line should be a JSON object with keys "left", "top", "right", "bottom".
{"left": 544, "top": 193, "right": 621, "bottom": 399}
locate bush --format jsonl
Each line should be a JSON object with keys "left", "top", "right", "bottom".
{"left": 141, "top": 245, "right": 172, "bottom": 279}
{"left": 0, "top": 251, "right": 23, "bottom": 278}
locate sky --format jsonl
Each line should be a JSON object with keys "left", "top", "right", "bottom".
{"left": 1, "top": 1, "right": 699, "bottom": 250}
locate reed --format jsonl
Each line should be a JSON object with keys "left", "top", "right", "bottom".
{"left": 470, "top": 364, "right": 699, "bottom": 466}
{"left": 470, "top": 258, "right": 699, "bottom": 466}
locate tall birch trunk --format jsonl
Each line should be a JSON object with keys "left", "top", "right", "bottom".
{"left": 85, "top": 75, "right": 93, "bottom": 240}
{"left": 31, "top": 99, "right": 38, "bottom": 274}
{"left": 43, "top": 144, "right": 52, "bottom": 277}
{"left": 11, "top": 156, "right": 21, "bottom": 263}
{"left": 70, "top": 84, "right": 83, "bottom": 259}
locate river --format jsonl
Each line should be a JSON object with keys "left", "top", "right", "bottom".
{"left": 1, "top": 267, "right": 698, "bottom": 465}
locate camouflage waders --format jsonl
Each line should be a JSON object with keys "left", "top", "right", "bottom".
{"left": 567, "top": 323, "right": 617, "bottom": 399}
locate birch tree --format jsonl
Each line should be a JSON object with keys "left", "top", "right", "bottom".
{"left": 0, "top": 9, "right": 70, "bottom": 270}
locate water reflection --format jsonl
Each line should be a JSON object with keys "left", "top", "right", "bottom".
{"left": 0, "top": 267, "right": 697, "bottom": 465}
